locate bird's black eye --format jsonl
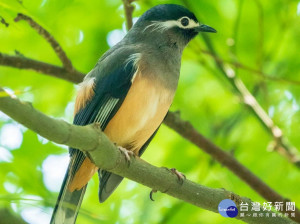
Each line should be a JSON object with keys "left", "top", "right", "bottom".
{"left": 181, "top": 18, "right": 189, "bottom": 27}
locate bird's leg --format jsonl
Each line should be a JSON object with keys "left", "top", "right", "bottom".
{"left": 117, "top": 146, "right": 135, "bottom": 162}
{"left": 163, "top": 167, "right": 186, "bottom": 184}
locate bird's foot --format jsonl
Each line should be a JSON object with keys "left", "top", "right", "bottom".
{"left": 118, "top": 146, "right": 135, "bottom": 162}
{"left": 149, "top": 189, "right": 157, "bottom": 201}
{"left": 149, "top": 168, "right": 185, "bottom": 201}
{"left": 163, "top": 167, "right": 186, "bottom": 184}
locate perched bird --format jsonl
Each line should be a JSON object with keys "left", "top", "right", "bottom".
{"left": 50, "top": 4, "right": 216, "bottom": 224}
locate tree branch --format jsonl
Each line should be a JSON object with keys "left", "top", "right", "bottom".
{"left": 164, "top": 112, "right": 300, "bottom": 221}
{"left": 122, "top": 0, "right": 135, "bottom": 30}
{"left": 202, "top": 39, "right": 300, "bottom": 167}
{"left": 0, "top": 89, "right": 296, "bottom": 224}
{"left": 14, "top": 13, "right": 74, "bottom": 72}
{"left": 0, "top": 53, "right": 84, "bottom": 83}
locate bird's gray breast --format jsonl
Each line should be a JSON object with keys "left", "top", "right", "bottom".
{"left": 138, "top": 45, "right": 182, "bottom": 91}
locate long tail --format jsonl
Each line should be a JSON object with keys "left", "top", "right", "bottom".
{"left": 50, "top": 153, "right": 87, "bottom": 224}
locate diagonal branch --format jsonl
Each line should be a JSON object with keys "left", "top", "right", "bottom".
{"left": 164, "top": 112, "right": 300, "bottom": 219}
{"left": 14, "top": 13, "right": 74, "bottom": 72}
{"left": 0, "top": 88, "right": 296, "bottom": 224}
{"left": 200, "top": 36, "right": 300, "bottom": 167}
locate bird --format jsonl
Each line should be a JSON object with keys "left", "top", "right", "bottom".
{"left": 50, "top": 4, "right": 216, "bottom": 224}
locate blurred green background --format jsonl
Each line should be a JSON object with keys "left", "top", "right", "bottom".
{"left": 0, "top": 0, "right": 300, "bottom": 223}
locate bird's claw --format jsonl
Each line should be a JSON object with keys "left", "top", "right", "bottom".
{"left": 170, "top": 168, "right": 186, "bottom": 183}
{"left": 150, "top": 189, "right": 157, "bottom": 201}
{"left": 149, "top": 167, "right": 185, "bottom": 201}
{"left": 163, "top": 167, "right": 186, "bottom": 184}
{"left": 118, "top": 146, "right": 134, "bottom": 162}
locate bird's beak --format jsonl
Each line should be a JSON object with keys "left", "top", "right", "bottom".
{"left": 195, "top": 24, "right": 217, "bottom": 33}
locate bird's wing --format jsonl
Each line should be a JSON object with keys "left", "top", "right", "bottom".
{"left": 70, "top": 55, "right": 138, "bottom": 185}
{"left": 50, "top": 56, "right": 138, "bottom": 224}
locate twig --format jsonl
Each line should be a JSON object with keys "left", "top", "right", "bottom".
{"left": 0, "top": 53, "right": 84, "bottom": 83}
{"left": 181, "top": 0, "right": 300, "bottom": 168}
{"left": 201, "top": 50, "right": 300, "bottom": 86}
{"left": 122, "top": 0, "right": 135, "bottom": 30}
{"left": 0, "top": 17, "right": 9, "bottom": 27}
{"left": 0, "top": 90, "right": 296, "bottom": 224}
{"left": 233, "top": 60, "right": 300, "bottom": 86}
{"left": 14, "top": 13, "right": 74, "bottom": 72}
{"left": 202, "top": 41, "right": 300, "bottom": 167}
{"left": 209, "top": 49, "right": 300, "bottom": 167}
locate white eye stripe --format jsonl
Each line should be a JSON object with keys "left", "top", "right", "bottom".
{"left": 143, "top": 17, "right": 199, "bottom": 33}
{"left": 177, "top": 16, "right": 199, "bottom": 29}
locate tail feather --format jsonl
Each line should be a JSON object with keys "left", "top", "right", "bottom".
{"left": 98, "top": 170, "right": 124, "bottom": 203}
{"left": 50, "top": 154, "right": 87, "bottom": 224}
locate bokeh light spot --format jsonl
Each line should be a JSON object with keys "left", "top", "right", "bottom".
{"left": 42, "top": 155, "right": 69, "bottom": 192}
{"left": 0, "top": 124, "right": 23, "bottom": 150}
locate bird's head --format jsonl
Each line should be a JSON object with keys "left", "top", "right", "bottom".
{"left": 131, "top": 4, "right": 216, "bottom": 48}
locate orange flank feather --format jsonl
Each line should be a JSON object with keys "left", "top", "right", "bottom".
{"left": 105, "top": 72, "right": 174, "bottom": 155}
{"left": 74, "top": 77, "right": 96, "bottom": 115}
{"left": 69, "top": 158, "right": 98, "bottom": 192}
